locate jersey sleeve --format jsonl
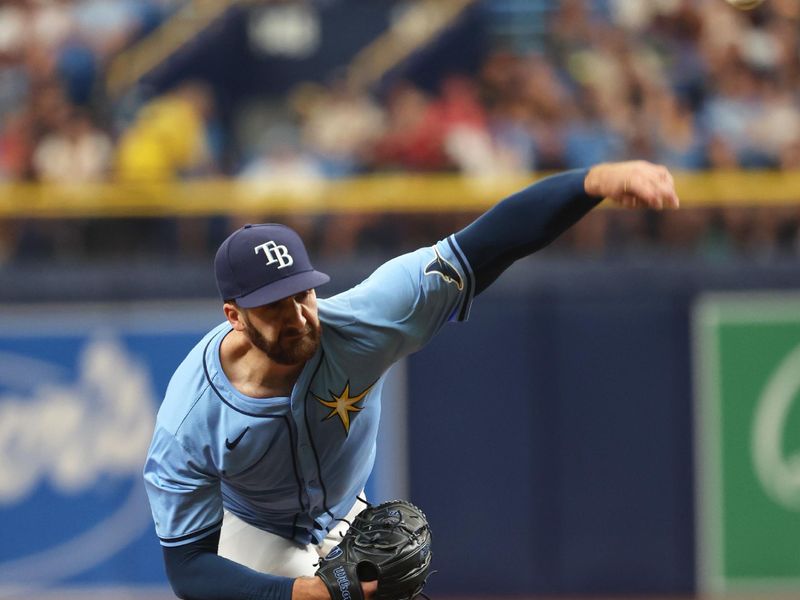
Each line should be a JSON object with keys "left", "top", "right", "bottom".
{"left": 143, "top": 426, "right": 223, "bottom": 547}
{"left": 322, "top": 235, "right": 474, "bottom": 362}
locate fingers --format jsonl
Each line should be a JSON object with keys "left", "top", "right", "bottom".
{"left": 619, "top": 194, "right": 643, "bottom": 209}
{"left": 362, "top": 580, "right": 378, "bottom": 599}
{"left": 619, "top": 163, "right": 679, "bottom": 211}
{"left": 586, "top": 160, "right": 680, "bottom": 210}
{"left": 656, "top": 165, "right": 680, "bottom": 209}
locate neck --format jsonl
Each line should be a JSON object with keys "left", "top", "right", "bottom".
{"left": 220, "top": 329, "right": 307, "bottom": 398}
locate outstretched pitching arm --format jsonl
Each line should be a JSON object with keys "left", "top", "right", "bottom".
{"left": 454, "top": 161, "right": 679, "bottom": 294}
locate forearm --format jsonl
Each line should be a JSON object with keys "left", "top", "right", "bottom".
{"left": 162, "top": 538, "right": 296, "bottom": 600}
{"left": 292, "top": 577, "right": 331, "bottom": 600}
{"left": 454, "top": 168, "right": 600, "bottom": 294}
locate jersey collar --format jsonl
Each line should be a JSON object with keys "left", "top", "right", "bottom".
{"left": 203, "top": 324, "right": 322, "bottom": 416}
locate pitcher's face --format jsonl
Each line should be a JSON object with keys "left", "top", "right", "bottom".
{"left": 240, "top": 289, "right": 321, "bottom": 365}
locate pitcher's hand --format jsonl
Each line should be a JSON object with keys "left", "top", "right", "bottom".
{"left": 584, "top": 160, "right": 680, "bottom": 210}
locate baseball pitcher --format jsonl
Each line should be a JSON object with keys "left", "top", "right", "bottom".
{"left": 143, "top": 162, "right": 679, "bottom": 600}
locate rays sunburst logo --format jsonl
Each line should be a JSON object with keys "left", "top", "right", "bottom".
{"left": 313, "top": 380, "right": 375, "bottom": 435}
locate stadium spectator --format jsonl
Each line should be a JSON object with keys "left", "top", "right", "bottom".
{"left": 371, "top": 81, "right": 449, "bottom": 171}
{"left": 32, "top": 108, "right": 111, "bottom": 182}
{"left": 115, "top": 81, "right": 216, "bottom": 182}
{"left": 0, "top": 110, "right": 34, "bottom": 181}
{"left": 295, "top": 78, "right": 385, "bottom": 177}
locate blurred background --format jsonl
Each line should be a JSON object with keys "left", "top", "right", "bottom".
{"left": 1, "top": 0, "right": 799, "bottom": 598}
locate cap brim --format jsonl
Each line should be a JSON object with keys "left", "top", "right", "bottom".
{"left": 235, "top": 270, "right": 330, "bottom": 308}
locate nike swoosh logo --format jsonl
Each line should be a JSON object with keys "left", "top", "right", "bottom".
{"left": 225, "top": 427, "right": 250, "bottom": 450}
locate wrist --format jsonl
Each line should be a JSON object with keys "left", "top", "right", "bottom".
{"left": 293, "top": 576, "right": 329, "bottom": 600}
{"left": 583, "top": 163, "right": 608, "bottom": 198}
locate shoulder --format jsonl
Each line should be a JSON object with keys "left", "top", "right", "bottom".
{"left": 157, "top": 322, "right": 230, "bottom": 434}
{"left": 345, "top": 239, "right": 470, "bottom": 301}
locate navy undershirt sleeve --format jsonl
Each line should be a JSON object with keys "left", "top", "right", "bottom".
{"left": 454, "top": 168, "right": 602, "bottom": 295}
{"left": 162, "top": 531, "right": 294, "bottom": 600}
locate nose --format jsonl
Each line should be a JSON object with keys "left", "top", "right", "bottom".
{"left": 285, "top": 298, "right": 307, "bottom": 329}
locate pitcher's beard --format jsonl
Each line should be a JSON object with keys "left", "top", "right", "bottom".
{"left": 244, "top": 320, "right": 320, "bottom": 366}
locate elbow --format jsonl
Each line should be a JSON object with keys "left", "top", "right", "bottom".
{"left": 166, "top": 575, "right": 192, "bottom": 600}
{"left": 164, "top": 562, "right": 201, "bottom": 600}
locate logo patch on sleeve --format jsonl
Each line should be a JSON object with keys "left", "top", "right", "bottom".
{"left": 424, "top": 247, "right": 463, "bottom": 290}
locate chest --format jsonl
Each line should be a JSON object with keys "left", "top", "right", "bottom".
{"left": 217, "top": 378, "right": 382, "bottom": 477}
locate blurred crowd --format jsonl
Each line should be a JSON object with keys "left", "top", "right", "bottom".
{"left": 1, "top": 0, "right": 800, "bottom": 262}
{"left": 242, "top": 0, "right": 800, "bottom": 177}
{"left": 0, "top": 0, "right": 183, "bottom": 183}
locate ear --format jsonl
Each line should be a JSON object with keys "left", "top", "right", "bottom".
{"left": 223, "top": 302, "right": 247, "bottom": 332}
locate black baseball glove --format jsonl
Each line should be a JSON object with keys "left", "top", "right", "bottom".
{"left": 316, "top": 499, "right": 433, "bottom": 600}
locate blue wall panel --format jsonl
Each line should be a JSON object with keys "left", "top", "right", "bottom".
{"left": 406, "top": 263, "right": 719, "bottom": 596}
{"left": 551, "top": 296, "right": 694, "bottom": 593}
{"left": 408, "top": 297, "right": 549, "bottom": 593}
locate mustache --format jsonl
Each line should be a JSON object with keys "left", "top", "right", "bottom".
{"left": 280, "top": 324, "right": 316, "bottom": 340}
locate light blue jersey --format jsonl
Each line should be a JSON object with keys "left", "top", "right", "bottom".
{"left": 144, "top": 237, "right": 474, "bottom": 547}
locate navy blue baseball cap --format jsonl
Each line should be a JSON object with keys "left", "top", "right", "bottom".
{"left": 214, "top": 224, "right": 330, "bottom": 308}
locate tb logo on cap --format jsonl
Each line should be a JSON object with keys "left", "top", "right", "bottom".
{"left": 254, "top": 241, "right": 294, "bottom": 269}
